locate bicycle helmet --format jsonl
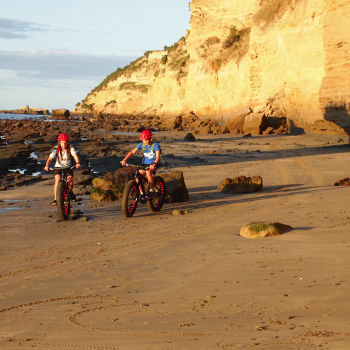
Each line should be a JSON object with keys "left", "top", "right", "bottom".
{"left": 58, "top": 133, "right": 69, "bottom": 141}
{"left": 139, "top": 129, "right": 152, "bottom": 141}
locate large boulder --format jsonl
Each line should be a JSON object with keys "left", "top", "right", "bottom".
{"left": 243, "top": 113, "right": 268, "bottom": 135}
{"left": 90, "top": 167, "right": 135, "bottom": 202}
{"left": 218, "top": 176, "right": 263, "bottom": 194}
{"left": 161, "top": 171, "right": 189, "bottom": 203}
{"left": 51, "top": 109, "right": 70, "bottom": 119}
{"left": 240, "top": 222, "right": 293, "bottom": 239}
{"left": 90, "top": 168, "right": 190, "bottom": 203}
{"left": 225, "top": 108, "right": 251, "bottom": 135}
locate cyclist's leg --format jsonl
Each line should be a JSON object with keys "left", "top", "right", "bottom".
{"left": 67, "top": 175, "right": 74, "bottom": 191}
{"left": 146, "top": 170, "right": 155, "bottom": 191}
{"left": 54, "top": 174, "right": 61, "bottom": 199}
{"left": 66, "top": 174, "right": 77, "bottom": 201}
{"left": 138, "top": 170, "right": 146, "bottom": 195}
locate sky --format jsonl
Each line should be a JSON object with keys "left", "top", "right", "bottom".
{"left": 0, "top": 0, "right": 191, "bottom": 110}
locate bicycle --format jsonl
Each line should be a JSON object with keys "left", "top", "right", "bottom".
{"left": 50, "top": 166, "right": 75, "bottom": 220}
{"left": 121, "top": 163, "right": 166, "bottom": 218}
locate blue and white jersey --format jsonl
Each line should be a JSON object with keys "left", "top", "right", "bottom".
{"left": 136, "top": 141, "right": 161, "bottom": 165}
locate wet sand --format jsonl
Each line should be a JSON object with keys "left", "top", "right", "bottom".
{"left": 0, "top": 133, "right": 350, "bottom": 349}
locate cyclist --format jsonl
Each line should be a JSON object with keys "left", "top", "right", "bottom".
{"left": 120, "top": 129, "right": 161, "bottom": 198}
{"left": 44, "top": 133, "right": 81, "bottom": 206}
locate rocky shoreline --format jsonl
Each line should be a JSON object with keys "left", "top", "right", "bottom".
{"left": 2, "top": 111, "right": 348, "bottom": 197}
{"left": 0, "top": 113, "right": 208, "bottom": 193}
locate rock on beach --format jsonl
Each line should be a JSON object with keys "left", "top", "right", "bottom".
{"left": 218, "top": 176, "right": 263, "bottom": 194}
{"left": 240, "top": 222, "right": 293, "bottom": 239}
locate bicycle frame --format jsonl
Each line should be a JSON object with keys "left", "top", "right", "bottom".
{"left": 122, "top": 164, "right": 166, "bottom": 218}
{"left": 126, "top": 164, "right": 151, "bottom": 198}
{"left": 50, "top": 166, "right": 75, "bottom": 220}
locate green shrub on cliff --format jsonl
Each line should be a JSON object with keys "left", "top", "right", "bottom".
{"left": 81, "top": 103, "right": 94, "bottom": 111}
{"left": 223, "top": 26, "right": 244, "bottom": 49}
{"left": 87, "top": 57, "right": 146, "bottom": 97}
{"left": 208, "top": 25, "right": 250, "bottom": 72}
{"left": 164, "top": 37, "right": 185, "bottom": 53}
{"left": 254, "top": 0, "right": 301, "bottom": 27}
{"left": 119, "top": 82, "right": 149, "bottom": 93}
{"left": 169, "top": 52, "right": 190, "bottom": 71}
{"left": 210, "top": 58, "right": 223, "bottom": 72}
{"left": 204, "top": 36, "right": 221, "bottom": 46}
{"left": 104, "top": 100, "right": 116, "bottom": 107}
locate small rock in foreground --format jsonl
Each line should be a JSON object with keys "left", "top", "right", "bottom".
{"left": 240, "top": 222, "right": 293, "bottom": 239}
{"left": 334, "top": 178, "right": 350, "bottom": 186}
{"left": 172, "top": 209, "right": 190, "bottom": 216}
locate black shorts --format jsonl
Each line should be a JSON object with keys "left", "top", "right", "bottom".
{"left": 54, "top": 168, "right": 73, "bottom": 177}
{"left": 142, "top": 163, "right": 160, "bottom": 171}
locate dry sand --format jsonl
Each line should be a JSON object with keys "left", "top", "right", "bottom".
{"left": 0, "top": 133, "right": 350, "bottom": 349}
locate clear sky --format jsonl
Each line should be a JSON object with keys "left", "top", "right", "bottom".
{"left": 0, "top": 0, "right": 191, "bottom": 110}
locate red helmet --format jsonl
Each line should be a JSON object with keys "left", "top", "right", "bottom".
{"left": 58, "top": 133, "right": 69, "bottom": 141}
{"left": 139, "top": 129, "right": 152, "bottom": 141}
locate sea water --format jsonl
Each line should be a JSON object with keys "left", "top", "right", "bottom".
{"left": 0, "top": 113, "right": 49, "bottom": 121}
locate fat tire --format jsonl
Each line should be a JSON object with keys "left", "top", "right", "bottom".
{"left": 56, "top": 181, "right": 70, "bottom": 220}
{"left": 121, "top": 180, "right": 139, "bottom": 218}
{"left": 147, "top": 176, "right": 166, "bottom": 212}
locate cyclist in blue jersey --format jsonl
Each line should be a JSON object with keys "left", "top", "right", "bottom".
{"left": 121, "top": 130, "right": 161, "bottom": 197}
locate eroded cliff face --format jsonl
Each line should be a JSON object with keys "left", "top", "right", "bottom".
{"left": 76, "top": 0, "right": 350, "bottom": 134}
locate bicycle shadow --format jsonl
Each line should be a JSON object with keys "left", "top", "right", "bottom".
{"left": 82, "top": 182, "right": 336, "bottom": 221}
{"left": 127, "top": 183, "right": 331, "bottom": 219}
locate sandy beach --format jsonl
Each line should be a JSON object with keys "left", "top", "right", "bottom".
{"left": 0, "top": 132, "right": 350, "bottom": 349}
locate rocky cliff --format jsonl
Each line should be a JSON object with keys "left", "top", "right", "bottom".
{"left": 76, "top": 0, "right": 350, "bottom": 134}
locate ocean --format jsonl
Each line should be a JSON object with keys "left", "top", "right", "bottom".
{"left": 0, "top": 113, "right": 51, "bottom": 121}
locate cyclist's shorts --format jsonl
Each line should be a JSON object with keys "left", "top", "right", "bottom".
{"left": 142, "top": 163, "right": 160, "bottom": 172}
{"left": 54, "top": 168, "right": 73, "bottom": 177}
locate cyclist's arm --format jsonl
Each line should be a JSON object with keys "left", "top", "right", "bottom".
{"left": 121, "top": 147, "right": 138, "bottom": 166}
{"left": 44, "top": 155, "right": 54, "bottom": 171}
{"left": 154, "top": 150, "right": 161, "bottom": 165}
{"left": 72, "top": 153, "right": 81, "bottom": 168}
{"left": 149, "top": 150, "right": 161, "bottom": 172}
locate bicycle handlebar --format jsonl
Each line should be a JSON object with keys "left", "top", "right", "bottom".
{"left": 48, "top": 166, "right": 76, "bottom": 171}
{"left": 125, "top": 163, "right": 150, "bottom": 170}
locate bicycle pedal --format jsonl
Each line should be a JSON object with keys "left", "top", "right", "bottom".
{"left": 146, "top": 191, "right": 154, "bottom": 198}
{"left": 138, "top": 196, "right": 146, "bottom": 203}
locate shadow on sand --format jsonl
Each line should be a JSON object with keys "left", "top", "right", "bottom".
{"left": 84, "top": 183, "right": 335, "bottom": 223}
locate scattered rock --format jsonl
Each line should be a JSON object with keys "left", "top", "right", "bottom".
{"left": 240, "top": 222, "right": 293, "bottom": 239}
{"left": 172, "top": 209, "right": 191, "bottom": 216}
{"left": 334, "top": 177, "right": 350, "bottom": 186}
{"left": 178, "top": 323, "right": 194, "bottom": 327}
{"left": 218, "top": 176, "right": 263, "bottom": 194}
{"left": 183, "top": 132, "right": 196, "bottom": 142}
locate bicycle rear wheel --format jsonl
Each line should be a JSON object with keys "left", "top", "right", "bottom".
{"left": 56, "top": 181, "right": 70, "bottom": 220}
{"left": 147, "top": 176, "right": 166, "bottom": 212}
{"left": 121, "top": 180, "right": 139, "bottom": 218}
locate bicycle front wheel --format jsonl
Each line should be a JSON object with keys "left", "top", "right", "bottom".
{"left": 121, "top": 180, "right": 139, "bottom": 218}
{"left": 56, "top": 182, "right": 70, "bottom": 220}
{"left": 147, "top": 176, "right": 166, "bottom": 212}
